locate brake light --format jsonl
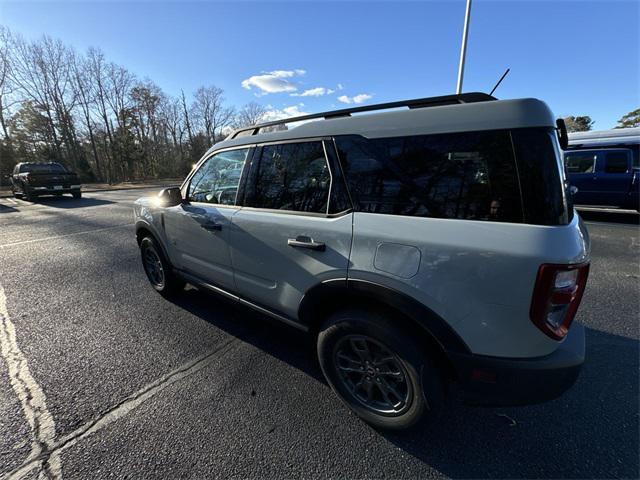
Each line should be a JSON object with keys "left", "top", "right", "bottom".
{"left": 530, "top": 263, "right": 589, "bottom": 340}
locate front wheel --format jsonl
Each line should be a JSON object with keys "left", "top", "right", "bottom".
{"left": 139, "top": 236, "right": 185, "bottom": 297}
{"left": 317, "top": 308, "right": 444, "bottom": 430}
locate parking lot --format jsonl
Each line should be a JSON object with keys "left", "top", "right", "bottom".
{"left": 0, "top": 187, "right": 638, "bottom": 479}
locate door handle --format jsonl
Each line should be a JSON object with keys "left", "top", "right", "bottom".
{"left": 287, "top": 235, "right": 325, "bottom": 251}
{"left": 201, "top": 222, "right": 222, "bottom": 231}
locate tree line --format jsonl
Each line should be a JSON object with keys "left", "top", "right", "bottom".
{"left": 0, "top": 27, "right": 268, "bottom": 183}
{"left": 1, "top": 27, "right": 638, "bottom": 182}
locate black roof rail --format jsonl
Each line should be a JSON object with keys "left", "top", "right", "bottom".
{"left": 229, "top": 92, "right": 496, "bottom": 139}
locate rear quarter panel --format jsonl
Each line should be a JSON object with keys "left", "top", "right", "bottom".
{"left": 349, "top": 212, "right": 590, "bottom": 358}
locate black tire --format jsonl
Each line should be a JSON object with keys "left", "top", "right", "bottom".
{"left": 317, "top": 308, "right": 443, "bottom": 430}
{"left": 72, "top": 191, "right": 82, "bottom": 199}
{"left": 22, "top": 186, "right": 34, "bottom": 202}
{"left": 139, "top": 236, "right": 185, "bottom": 297}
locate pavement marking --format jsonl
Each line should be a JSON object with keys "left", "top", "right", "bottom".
{"left": 0, "top": 223, "right": 132, "bottom": 249}
{"left": 0, "top": 283, "right": 61, "bottom": 479}
{"left": 6, "top": 338, "right": 239, "bottom": 480}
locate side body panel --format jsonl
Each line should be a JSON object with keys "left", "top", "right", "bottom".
{"left": 348, "top": 211, "right": 590, "bottom": 358}
{"left": 230, "top": 210, "right": 353, "bottom": 319}
{"left": 163, "top": 203, "right": 240, "bottom": 292}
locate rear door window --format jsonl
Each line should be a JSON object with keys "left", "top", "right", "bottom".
{"left": 604, "top": 151, "right": 630, "bottom": 173}
{"left": 335, "top": 130, "right": 523, "bottom": 223}
{"left": 245, "top": 141, "right": 331, "bottom": 214}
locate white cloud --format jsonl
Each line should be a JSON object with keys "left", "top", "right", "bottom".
{"left": 262, "top": 103, "right": 310, "bottom": 121}
{"left": 291, "top": 87, "right": 335, "bottom": 97}
{"left": 337, "top": 93, "right": 372, "bottom": 104}
{"left": 337, "top": 83, "right": 344, "bottom": 90}
{"left": 241, "top": 69, "right": 306, "bottom": 95}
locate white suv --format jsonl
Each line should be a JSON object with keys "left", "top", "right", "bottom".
{"left": 134, "top": 93, "right": 590, "bottom": 430}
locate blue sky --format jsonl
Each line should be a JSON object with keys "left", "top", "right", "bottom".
{"left": 0, "top": 0, "right": 638, "bottom": 128}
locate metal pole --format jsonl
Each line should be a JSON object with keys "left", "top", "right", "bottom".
{"left": 456, "top": 0, "right": 472, "bottom": 94}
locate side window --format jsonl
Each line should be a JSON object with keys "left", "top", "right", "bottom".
{"left": 604, "top": 151, "right": 630, "bottom": 173}
{"left": 247, "top": 141, "right": 331, "bottom": 213}
{"left": 335, "top": 130, "right": 522, "bottom": 223}
{"left": 565, "top": 152, "right": 596, "bottom": 173}
{"left": 188, "top": 148, "right": 249, "bottom": 204}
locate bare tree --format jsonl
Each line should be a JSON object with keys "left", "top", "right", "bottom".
{"left": 192, "top": 85, "right": 234, "bottom": 144}
{"left": 234, "top": 101, "right": 268, "bottom": 128}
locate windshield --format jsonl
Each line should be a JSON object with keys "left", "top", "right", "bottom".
{"left": 19, "top": 163, "right": 67, "bottom": 174}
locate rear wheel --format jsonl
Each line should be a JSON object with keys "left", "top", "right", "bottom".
{"left": 139, "top": 236, "right": 185, "bottom": 297}
{"left": 317, "top": 308, "right": 443, "bottom": 430}
{"left": 72, "top": 191, "right": 82, "bottom": 199}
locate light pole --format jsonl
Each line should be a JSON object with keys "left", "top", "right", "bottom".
{"left": 456, "top": 0, "right": 473, "bottom": 94}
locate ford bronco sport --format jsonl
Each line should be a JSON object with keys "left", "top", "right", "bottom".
{"left": 134, "top": 93, "right": 590, "bottom": 430}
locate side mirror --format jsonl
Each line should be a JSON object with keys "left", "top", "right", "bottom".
{"left": 157, "top": 187, "right": 184, "bottom": 207}
{"left": 556, "top": 118, "right": 569, "bottom": 150}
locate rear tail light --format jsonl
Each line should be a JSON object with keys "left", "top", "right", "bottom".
{"left": 530, "top": 263, "right": 589, "bottom": 340}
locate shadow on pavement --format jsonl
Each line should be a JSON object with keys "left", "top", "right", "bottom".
{"left": 0, "top": 204, "right": 18, "bottom": 213}
{"left": 578, "top": 209, "right": 639, "bottom": 225}
{"left": 168, "top": 287, "right": 639, "bottom": 479}
{"left": 27, "top": 196, "right": 115, "bottom": 208}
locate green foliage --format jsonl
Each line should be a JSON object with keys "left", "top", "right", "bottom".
{"left": 563, "top": 116, "right": 594, "bottom": 132}
{"left": 615, "top": 108, "right": 640, "bottom": 129}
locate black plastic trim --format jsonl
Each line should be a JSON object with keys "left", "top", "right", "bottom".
{"left": 298, "top": 278, "right": 471, "bottom": 355}
{"left": 450, "top": 322, "right": 585, "bottom": 406}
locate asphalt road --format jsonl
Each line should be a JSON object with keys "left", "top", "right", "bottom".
{"left": 0, "top": 189, "right": 638, "bottom": 479}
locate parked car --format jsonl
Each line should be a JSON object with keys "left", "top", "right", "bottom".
{"left": 564, "top": 128, "right": 640, "bottom": 211}
{"left": 134, "top": 93, "right": 590, "bottom": 430}
{"left": 10, "top": 162, "right": 82, "bottom": 201}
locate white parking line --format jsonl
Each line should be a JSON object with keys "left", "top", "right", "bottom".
{"left": 0, "top": 283, "right": 61, "bottom": 479}
{"left": 6, "top": 338, "right": 239, "bottom": 479}
{"left": 0, "top": 224, "right": 132, "bottom": 248}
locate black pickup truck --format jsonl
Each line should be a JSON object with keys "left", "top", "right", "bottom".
{"left": 10, "top": 162, "right": 82, "bottom": 201}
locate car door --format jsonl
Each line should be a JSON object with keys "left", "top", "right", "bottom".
{"left": 590, "top": 149, "right": 632, "bottom": 207}
{"left": 230, "top": 139, "right": 353, "bottom": 320}
{"left": 163, "top": 146, "right": 251, "bottom": 292}
{"left": 564, "top": 150, "right": 598, "bottom": 205}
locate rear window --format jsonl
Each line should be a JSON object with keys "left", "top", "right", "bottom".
{"left": 604, "top": 151, "right": 630, "bottom": 173}
{"left": 511, "top": 128, "right": 568, "bottom": 225}
{"left": 19, "top": 163, "right": 67, "bottom": 174}
{"left": 335, "top": 130, "right": 523, "bottom": 223}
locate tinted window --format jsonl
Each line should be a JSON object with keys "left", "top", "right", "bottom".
{"left": 511, "top": 128, "right": 567, "bottom": 225}
{"left": 247, "top": 142, "right": 330, "bottom": 213}
{"left": 335, "top": 130, "right": 522, "bottom": 222}
{"left": 565, "top": 152, "right": 596, "bottom": 173}
{"left": 605, "top": 151, "right": 629, "bottom": 173}
{"left": 19, "top": 163, "right": 67, "bottom": 174}
{"left": 188, "top": 148, "right": 249, "bottom": 204}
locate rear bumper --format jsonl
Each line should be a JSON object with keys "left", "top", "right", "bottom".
{"left": 449, "top": 322, "right": 585, "bottom": 406}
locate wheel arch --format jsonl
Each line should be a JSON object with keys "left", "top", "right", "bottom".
{"left": 135, "top": 221, "right": 171, "bottom": 264}
{"left": 298, "top": 279, "right": 470, "bottom": 381}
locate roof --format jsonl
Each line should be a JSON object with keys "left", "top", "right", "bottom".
{"left": 568, "top": 127, "right": 640, "bottom": 148}
{"left": 208, "top": 96, "right": 557, "bottom": 155}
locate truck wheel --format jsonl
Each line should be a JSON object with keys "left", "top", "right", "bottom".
{"left": 72, "top": 191, "right": 82, "bottom": 199}
{"left": 317, "top": 308, "right": 443, "bottom": 430}
{"left": 139, "top": 236, "right": 185, "bottom": 297}
{"left": 23, "top": 187, "right": 33, "bottom": 202}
